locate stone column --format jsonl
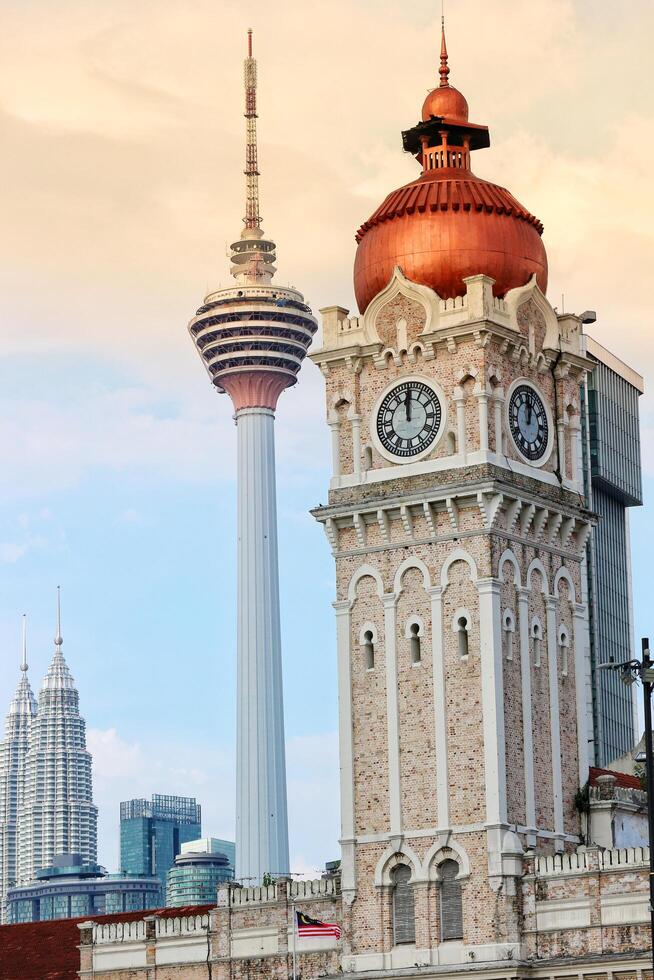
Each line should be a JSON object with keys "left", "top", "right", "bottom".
{"left": 383, "top": 593, "right": 402, "bottom": 835}
{"left": 428, "top": 586, "right": 449, "bottom": 829}
{"left": 334, "top": 599, "right": 356, "bottom": 894}
{"left": 557, "top": 418, "right": 566, "bottom": 480}
{"left": 546, "top": 596, "right": 564, "bottom": 849}
{"left": 518, "top": 586, "right": 537, "bottom": 842}
{"left": 493, "top": 387, "right": 505, "bottom": 455}
{"left": 475, "top": 382, "right": 491, "bottom": 452}
{"left": 349, "top": 412, "right": 362, "bottom": 481}
{"left": 453, "top": 387, "right": 467, "bottom": 463}
{"left": 477, "top": 578, "right": 507, "bottom": 827}
{"left": 328, "top": 416, "right": 341, "bottom": 477}
{"left": 573, "top": 601, "right": 591, "bottom": 785}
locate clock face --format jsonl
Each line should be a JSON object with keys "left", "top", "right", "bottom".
{"left": 508, "top": 383, "right": 549, "bottom": 461}
{"left": 376, "top": 380, "right": 442, "bottom": 459}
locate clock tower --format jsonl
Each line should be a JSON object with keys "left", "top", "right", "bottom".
{"left": 311, "top": 24, "right": 594, "bottom": 971}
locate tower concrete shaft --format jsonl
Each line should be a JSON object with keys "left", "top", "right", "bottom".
{"left": 188, "top": 30, "right": 316, "bottom": 884}
{"left": 236, "top": 408, "right": 289, "bottom": 882}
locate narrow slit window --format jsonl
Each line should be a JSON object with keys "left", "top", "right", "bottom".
{"left": 457, "top": 617, "right": 469, "bottom": 659}
{"left": 410, "top": 623, "right": 421, "bottom": 664}
{"left": 532, "top": 623, "right": 542, "bottom": 667}
{"left": 363, "top": 630, "right": 375, "bottom": 670}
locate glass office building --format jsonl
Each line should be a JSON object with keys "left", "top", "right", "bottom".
{"left": 6, "top": 852, "right": 161, "bottom": 923}
{"left": 120, "top": 794, "right": 202, "bottom": 891}
{"left": 166, "top": 839, "right": 234, "bottom": 907}
{"left": 583, "top": 337, "right": 643, "bottom": 766}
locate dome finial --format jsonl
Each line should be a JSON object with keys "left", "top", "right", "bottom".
{"left": 55, "top": 585, "right": 63, "bottom": 649}
{"left": 439, "top": 16, "right": 450, "bottom": 88}
{"left": 21, "top": 614, "right": 28, "bottom": 672}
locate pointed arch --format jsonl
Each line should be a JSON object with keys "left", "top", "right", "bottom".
{"left": 504, "top": 274, "right": 559, "bottom": 348}
{"left": 526, "top": 558, "right": 549, "bottom": 593}
{"left": 363, "top": 266, "right": 440, "bottom": 341}
{"left": 554, "top": 566, "right": 576, "bottom": 602}
{"left": 498, "top": 549, "right": 522, "bottom": 588}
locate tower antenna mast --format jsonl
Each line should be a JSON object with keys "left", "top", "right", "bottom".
{"left": 244, "top": 28, "right": 261, "bottom": 231}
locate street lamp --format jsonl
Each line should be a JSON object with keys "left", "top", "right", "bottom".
{"left": 598, "top": 637, "right": 654, "bottom": 974}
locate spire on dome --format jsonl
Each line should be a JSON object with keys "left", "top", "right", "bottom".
{"left": 439, "top": 17, "right": 450, "bottom": 87}
{"left": 229, "top": 29, "right": 277, "bottom": 285}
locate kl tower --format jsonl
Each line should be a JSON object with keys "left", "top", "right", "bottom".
{"left": 188, "top": 30, "right": 317, "bottom": 884}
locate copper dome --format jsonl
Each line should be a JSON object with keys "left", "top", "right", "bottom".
{"left": 353, "top": 24, "right": 548, "bottom": 312}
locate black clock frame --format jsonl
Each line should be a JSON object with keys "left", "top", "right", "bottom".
{"left": 376, "top": 380, "right": 442, "bottom": 459}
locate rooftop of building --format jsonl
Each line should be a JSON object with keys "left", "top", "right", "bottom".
{"left": 0, "top": 905, "right": 212, "bottom": 980}
{"left": 587, "top": 335, "right": 644, "bottom": 393}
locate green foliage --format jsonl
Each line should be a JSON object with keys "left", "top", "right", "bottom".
{"left": 574, "top": 782, "right": 590, "bottom": 814}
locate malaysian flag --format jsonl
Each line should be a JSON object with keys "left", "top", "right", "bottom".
{"left": 296, "top": 910, "right": 342, "bottom": 939}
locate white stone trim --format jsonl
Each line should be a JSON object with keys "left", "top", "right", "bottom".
{"left": 383, "top": 592, "right": 402, "bottom": 836}
{"left": 333, "top": 599, "right": 356, "bottom": 893}
{"left": 441, "top": 548, "right": 478, "bottom": 588}
{"left": 358, "top": 622, "right": 378, "bottom": 646}
{"left": 424, "top": 839, "right": 471, "bottom": 880}
{"left": 518, "top": 587, "right": 537, "bottom": 839}
{"left": 393, "top": 555, "right": 432, "bottom": 594}
{"left": 403, "top": 615, "right": 425, "bottom": 638}
{"left": 526, "top": 557, "right": 549, "bottom": 592}
{"left": 428, "top": 586, "right": 449, "bottom": 829}
{"left": 498, "top": 548, "right": 522, "bottom": 587}
{"left": 347, "top": 563, "right": 384, "bottom": 601}
{"left": 374, "top": 842, "right": 424, "bottom": 886}
{"left": 476, "top": 578, "right": 507, "bottom": 828}
{"left": 546, "top": 596, "right": 564, "bottom": 849}
{"left": 553, "top": 565, "right": 576, "bottom": 601}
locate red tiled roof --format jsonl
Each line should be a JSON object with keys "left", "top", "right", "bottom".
{"left": 0, "top": 905, "right": 213, "bottom": 980}
{"left": 589, "top": 765, "right": 642, "bottom": 790}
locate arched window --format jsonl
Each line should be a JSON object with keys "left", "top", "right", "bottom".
{"left": 363, "top": 630, "right": 375, "bottom": 670}
{"left": 391, "top": 864, "right": 415, "bottom": 945}
{"left": 502, "top": 610, "right": 515, "bottom": 662}
{"left": 457, "top": 617, "right": 469, "bottom": 660}
{"left": 447, "top": 431, "right": 457, "bottom": 455}
{"left": 531, "top": 620, "right": 542, "bottom": 668}
{"left": 409, "top": 623, "right": 421, "bottom": 664}
{"left": 364, "top": 445, "right": 373, "bottom": 471}
{"left": 558, "top": 626, "right": 569, "bottom": 677}
{"left": 439, "top": 859, "right": 463, "bottom": 941}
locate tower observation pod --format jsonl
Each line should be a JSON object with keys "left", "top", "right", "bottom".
{"left": 188, "top": 30, "right": 317, "bottom": 885}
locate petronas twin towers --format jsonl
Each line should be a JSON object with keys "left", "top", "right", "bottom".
{"left": 0, "top": 594, "right": 97, "bottom": 922}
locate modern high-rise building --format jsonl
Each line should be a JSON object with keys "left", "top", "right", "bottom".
{"left": 0, "top": 619, "right": 37, "bottom": 922}
{"left": 120, "top": 794, "right": 201, "bottom": 890}
{"left": 166, "top": 838, "right": 233, "bottom": 907}
{"left": 17, "top": 591, "right": 97, "bottom": 886}
{"left": 6, "top": 852, "right": 161, "bottom": 924}
{"left": 187, "top": 31, "right": 317, "bottom": 883}
{"left": 582, "top": 337, "right": 643, "bottom": 765}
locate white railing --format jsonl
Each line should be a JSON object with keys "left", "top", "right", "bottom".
{"left": 534, "top": 851, "right": 588, "bottom": 876}
{"left": 230, "top": 883, "right": 277, "bottom": 906}
{"left": 535, "top": 846, "right": 650, "bottom": 877}
{"left": 440, "top": 295, "right": 467, "bottom": 312}
{"left": 290, "top": 878, "right": 340, "bottom": 899}
{"left": 599, "top": 846, "right": 649, "bottom": 869}
{"left": 94, "top": 920, "right": 146, "bottom": 945}
{"left": 156, "top": 913, "right": 209, "bottom": 937}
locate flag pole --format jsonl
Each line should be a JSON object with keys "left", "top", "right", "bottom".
{"left": 292, "top": 901, "right": 297, "bottom": 980}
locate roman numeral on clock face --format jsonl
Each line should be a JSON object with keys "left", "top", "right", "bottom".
{"left": 376, "top": 381, "right": 442, "bottom": 459}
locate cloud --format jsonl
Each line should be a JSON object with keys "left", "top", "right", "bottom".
{"left": 88, "top": 726, "right": 339, "bottom": 877}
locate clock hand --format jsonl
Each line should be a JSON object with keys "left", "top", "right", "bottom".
{"left": 526, "top": 394, "right": 532, "bottom": 426}
{"left": 405, "top": 389, "right": 412, "bottom": 422}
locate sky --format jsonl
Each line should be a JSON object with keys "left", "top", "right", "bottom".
{"left": 1, "top": 0, "right": 653, "bottom": 876}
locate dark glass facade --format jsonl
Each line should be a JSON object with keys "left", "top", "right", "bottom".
{"left": 166, "top": 850, "right": 233, "bottom": 907}
{"left": 120, "top": 794, "right": 202, "bottom": 890}
{"left": 583, "top": 344, "right": 643, "bottom": 766}
{"left": 6, "top": 858, "right": 161, "bottom": 924}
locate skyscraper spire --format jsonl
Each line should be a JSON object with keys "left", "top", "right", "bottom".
{"left": 55, "top": 584, "right": 62, "bottom": 650}
{"left": 21, "top": 615, "right": 27, "bottom": 673}
{"left": 230, "top": 29, "right": 277, "bottom": 285}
